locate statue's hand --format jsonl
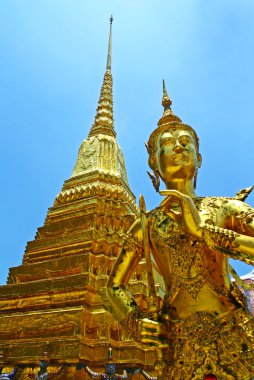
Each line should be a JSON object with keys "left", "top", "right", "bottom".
{"left": 139, "top": 318, "right": 168, "bottom": 348}
{"left": 160, "top": 190, "right": 202, "bottom": 238}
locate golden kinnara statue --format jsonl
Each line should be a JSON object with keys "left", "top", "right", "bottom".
{"left": 106, "top": 81, "right": 254, "bottom": 380}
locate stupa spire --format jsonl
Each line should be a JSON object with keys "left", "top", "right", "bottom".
{"left": 71, "top": 16, "right": 129, "bottom": 183}
{"left": 106, "top": 15, "right": 113, "bottom": 72}
{"left": 88, "top": 16, "right": 115, "bottom": 138}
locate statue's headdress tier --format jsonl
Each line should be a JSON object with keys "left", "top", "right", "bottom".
{"left": 147, "top": 80, "right": 199, "bottom": 171}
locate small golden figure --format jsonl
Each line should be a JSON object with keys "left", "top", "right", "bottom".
{"left": 106, "top": 82, "right": 254, "bottom": 379}
{"left": 84, "top": 347, "right": 127, "bottom": 380}
{"left": 28, "top": 353, "right": 63, "bottom": 380}
{"left": 0, "top": 369, "right": 18, "bottom": 380}
{"left": 0, "top": 355, "right": 18, "bottom": 379}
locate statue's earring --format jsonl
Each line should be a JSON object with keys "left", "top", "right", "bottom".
{"left": 194, "top": 165, "right": 200, "bottom": 189}
{"left": 194, "top": 171, "right": 198, "bottom": 189}
{"left": 147, "top": 170, "right": 160, "bottom": 192}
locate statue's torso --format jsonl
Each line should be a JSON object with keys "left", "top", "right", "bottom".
{"left": 148, "top": 197, "right": 238, "bottom": 319}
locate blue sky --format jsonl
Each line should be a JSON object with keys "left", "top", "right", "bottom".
{"left": 1, "top": 0, "right": 254, "bottom": 284}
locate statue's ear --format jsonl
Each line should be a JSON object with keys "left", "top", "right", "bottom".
{"left": 197, "top": 153, "right": 202, "bottom": 168}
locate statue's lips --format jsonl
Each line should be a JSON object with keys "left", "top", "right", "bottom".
{"left": 172, "top": 152, "right": 188, "bottom": 160}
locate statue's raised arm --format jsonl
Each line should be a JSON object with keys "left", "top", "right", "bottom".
{"left": 107, "top": 81, "right": 254, "bottom": 380}
{"left": 106, "top": 218, "right": 144, "bottom": 324}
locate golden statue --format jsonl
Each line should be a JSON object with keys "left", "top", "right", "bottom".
{"left": 28, "top": 353, "right": 63, "bottom": 380}
{"left": 106, "top": 81, "right": 254, "bottom": 380}
{"left": 83, "top": 346, "right": 128, "bottom": 380}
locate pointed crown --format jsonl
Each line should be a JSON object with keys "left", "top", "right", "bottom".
{"left": 147, "top": 80, "right": 199, "bottom": 171}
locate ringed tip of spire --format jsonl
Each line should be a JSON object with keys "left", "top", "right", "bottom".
{"left": 162, "top": 79, "right": 166, "bottom": 93}
{"left": 162, "top": 79, "right": 172, "bottom": 109}
{"left": 106, "top": 15, "right": 113, "bottom": 72}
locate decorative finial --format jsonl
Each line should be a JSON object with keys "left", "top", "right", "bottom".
{"left": 108, "top": 345, "right": 113, "bottom": 361}
{"left": 162, "top": 79, "right": 172, "bottom": 110}
{"left": 106, "top": 15, "right": 113, "bottom": 71}
{"left": 87, "top": 16, "right": 116, "bottom": 139}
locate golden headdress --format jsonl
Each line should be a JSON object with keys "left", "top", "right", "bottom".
{"left": 147, "top": 80, "right": 199, "bottom": 173}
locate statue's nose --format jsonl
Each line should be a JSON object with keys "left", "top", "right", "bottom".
{"left": 174, "top": 141, "right": 184, "bottom": 152}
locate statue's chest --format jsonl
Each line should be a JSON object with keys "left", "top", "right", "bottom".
{"left": 149, "top": 198, "right": 216, "bottom": 249}
{"left": 150, "top": 211, "right": 201, "bottom": 273}
{"left": 148, "top": 199, "right": 229, "bottom": 300}
{"left": 149, "top": 199, "right": 217, "bottom": 276}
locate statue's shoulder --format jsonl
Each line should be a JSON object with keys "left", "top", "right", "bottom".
{"left": 197, "top": 185, "right": 253, "bottom": 208}
{"left": 198, "top": 187, "right": 254, "bottom": 217}
{"left": 235, "top": 185, "right": 253, "bottom": 201}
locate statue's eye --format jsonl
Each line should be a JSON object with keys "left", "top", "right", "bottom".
{"left": 179, "top": 137, "right": 191, "bottom": 147}
{"left": 161, "top": 137, "right": 174, "bottom": 146}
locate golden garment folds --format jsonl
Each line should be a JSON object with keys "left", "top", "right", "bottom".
{"left": 106, "top": 84, "right": 254, "bottom": 380}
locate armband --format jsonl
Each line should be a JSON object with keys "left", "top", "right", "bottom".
{"left": 202, "top": 224, "right": 239, "bottom": 251}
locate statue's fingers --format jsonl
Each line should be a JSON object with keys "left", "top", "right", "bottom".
{"left": 141, "top": 318, "right": 160, "bottom": 326}
{"left": 140, "top": 336, "right": 168, "bottom": 348}
{"left": 140, "top": 329, "right": 162, "bottom": 337}
{"left": 140, "top": 328, "right": 168, "bottom": 341}
{"left": 141, "top": 326, "right": 168, "bottom": 337}
{"left": 159, "top": 197, "right": 174, "bottom": 210}
{"left": 141, "top": 319, "right": 162, "bottom": 331}
{"left": 160, "top": 189, "right": 183, "bottom": 199}
{"left": 160, "top": 190, "right": 192, "bottom": 207}
{"left": 160, "top": 189, "right": 176, "bottom": 196}
{"left": 159, "top": 205, "right": 182, "bottom": 224}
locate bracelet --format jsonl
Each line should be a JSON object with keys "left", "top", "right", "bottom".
{"left": 202, "top": 224, "right": 239, "bottom": 251}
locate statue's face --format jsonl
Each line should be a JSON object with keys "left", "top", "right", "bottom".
{"left": 105, "top": 363, "right": 116, "bottom": 376}
{"left": 156, "top": 129, "right": 201, "bottom": 184}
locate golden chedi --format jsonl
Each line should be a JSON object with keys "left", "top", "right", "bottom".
{"left": 0, "top": 17, "right": 155, "bottom": 379}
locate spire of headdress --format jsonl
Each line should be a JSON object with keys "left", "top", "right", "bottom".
{"left": 89, "top": 16, "right": 116, "bottom": 138}
{"left": 159, "top": 79, "right": 180, "bottom": 122}
{"left": 162, "top": 79, "right": 172, "bottom": 109}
